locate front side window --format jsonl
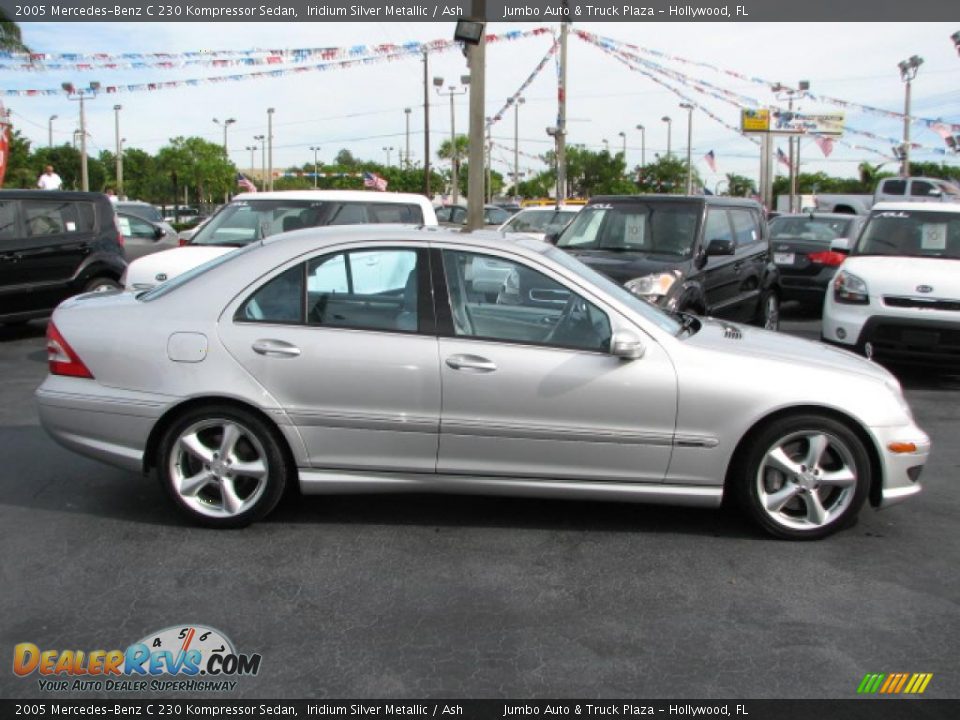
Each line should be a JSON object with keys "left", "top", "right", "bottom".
{"left": 119, "top": 214, "right": 158, "bottom": 239}
{"left": 881, "top": 179, "right": 906, "bottom": 196}
{"left": 442, "top": 249, "right": 611, "bottom": 352}
{"left": 703, "top": 208, "right": 733, "bottom": 245}
{"left": 729, "top": 208, "right": 761, "bottom": 248}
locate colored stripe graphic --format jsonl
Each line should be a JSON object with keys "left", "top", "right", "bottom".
{"left": 857, "top": 672, "right": 932, "bottom": 694}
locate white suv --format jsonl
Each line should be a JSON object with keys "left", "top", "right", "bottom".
{"left": 822, "top": 202, "right": 960, "bottom": 364}
{"left": 124, "top": 190, "right": 437, "bottom": 291}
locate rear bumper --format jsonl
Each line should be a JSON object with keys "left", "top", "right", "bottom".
{"left": 36, "top": 376, "right": 169, "bottom": 473}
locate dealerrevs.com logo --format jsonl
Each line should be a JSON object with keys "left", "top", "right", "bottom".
{"left": 13, "top": 624, "right": 261, "bottom": 693}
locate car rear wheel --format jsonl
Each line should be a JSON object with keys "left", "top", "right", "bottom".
{"left": 755, "top": 290, "right": 780, "bottom": 331}
{"left": 158, "top": 405, "right": 289, "bottom": 528}
{"left": 732, "top": 413, "right": 870, "bottom": 540}
{"left": 84, "top": 277, "right": 121, "bottom": 293}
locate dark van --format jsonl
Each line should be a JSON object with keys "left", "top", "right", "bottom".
{"left": 553, "top": 195, "right": 781, "bottom": 329}
{"left": 0, "top": 191, "right": 126, "bottom": 325}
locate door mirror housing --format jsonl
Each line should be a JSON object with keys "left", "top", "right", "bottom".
{"left": 706, "top": 238, "right": 735, "bottom": 256}
{"left": 610, "top": 331, "right": 645, "bottom": 360}
{"left": 544, "top": 231, "right": 560, "bottom": 245}
{"left": 830, "top": 237, "right": 850, "bottom": 254}
{"left": 153, "top": 225, "right": 165, "bottom": 240}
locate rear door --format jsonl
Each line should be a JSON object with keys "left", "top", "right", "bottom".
{"left": 700, "top": 207, "right": 741, "bottom": 319}
{"left": 728, "top": 206, "right": 767, "bottom": 321}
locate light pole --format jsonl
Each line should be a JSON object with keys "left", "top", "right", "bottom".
{"left": 253, "top": 135, "right": 265, "bottom": 191}
{"left": 434, "top": 75, "right": 470, "bottom": 205}
{"left": 773, "top": 80, "right": 810, "bottom": 211}
{"left": 618, "top": 131, "right": 626, "bottom": 161}
{"left": 422, "top": 48, "right": 431, "bottom": 198}
{"left": 48, "top": 114, "right": 57, "bottom": 148}
{"left": 636, "top": 124, "right": 646, "bottom": 169}
{"left": 113, "top": 105, "right": 123, "bottom": 196}
{"left": 898, "top": 56, "right": 923, "bottom": 178}
{"left": 661, "top": 116, "right": 672, "bottom": 158}
{"left": 267, "top": 108, "right": 275, "bottom": 191}
{"left": 62, "top": 82, "right": 100, "bottom": 191}
{"left": 509, "top": 96, "right": 525, "bottom": 196}
{"left": 602, "top": 138, "right": 610, "bottom": 154}
{"left": 213, "top": 117, "right": 236, "bottom": 155}
{"left": 310, "top": 146, "right": 321, "bottom": 188}
{"left": 246, "top": 145, "right": 258, "bottom": 179}
{"left": 404, "top": 108, "right": 411, "bottom": 169}
{"left": 546, "top": 125, "right": 566, "bottom": 207}
{"left": 382, "top": 146, "right": 394, "bottom": 167}
{"left": 679, "top": 102, "right": 694, "bottom": 195}
{"left": 485, "top": 117, "right": 492, "bottom": 203}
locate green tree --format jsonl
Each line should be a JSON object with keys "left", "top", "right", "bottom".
{"left": 636, "top": 155, "right": 701, "bottom": 194}
{"left": 0, "top": 10, "right": 29, "bottom": 53}
{"left": 334, "top": 149, "right": 359, "bottom": 168}
{"left": 30, "top": 144, "right": 105, "bottom": 191}
{"left": 155, "top": 136, "right": 235, "bottom": 205}
{"left": 3, "top": 125, "right": 37, "bottom": 188}
{"left": 724, "top": 173, "right": 756, "bottom": 197}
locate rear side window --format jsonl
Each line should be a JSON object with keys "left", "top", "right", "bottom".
{"left": 22, "top": 200, "right": 95, "bottom": 237}
{"left": 880, "top": 179, "right": 906, "bottom": 196}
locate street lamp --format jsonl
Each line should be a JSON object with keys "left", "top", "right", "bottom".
{"left": 618, "top": 131, "right": 626, "bottom": 159}
{"left": 898, "top": 56, "right": 923, "bottom": 178}
{"left": 773, "top": 80, "right": 810, "bottom": 211}
{"left": 48, "top": 114, "right": 57, "bottom": 148}
{"left": 602, "top": 138, "right": 610, "bottom": 153}
{"left": 434, "top": 74, "right": 470, "bottom": 205}
{"left": 507, "top": 96, "right": 525, "bottom": 196}
{"left": 679, "top": 102, "right": 694, "bottom": 195}
{"left": 213, "top": 117, "right": 236, "bottom": 155}
{"left": 546, "top": 125, "right": 566, "bottom": 208}
{"left": 382, "top": 146, "right": 394, "bottom": 167}
{"left": 245, "top": 145, "right": 258, "bottom": 181}
{"left": 253, "top": 134, "right": 266, "bottom": 191}
{"left": 661, "top": 116, "right": 672, "bottom": 158}
{"left": 266, "top": 108, "right": 275, "bottom": 191}
{"left": 635, "top": 124, "right": 646, "bottom": 168}
{"left": 309, "top": 146, "right": 321, "bottom": 188}
{"left": 62, "top": 81, "right": 100, "bottom": 191}
{"left": 404, "top": 108, "right": 412, "bottom": 169}
{"left": 113, "top": 104, "right": 123, "bottom": 196}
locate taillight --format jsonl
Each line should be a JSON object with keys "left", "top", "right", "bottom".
{"left": 46, "top": 322, "right": 94, "bottom": 379}
{"left": 808, "top": 251, "right": 846, "bottom": 266}
{"left": 113, "top": 215, "right": 125, "bottom": 247}
{"left": 178, "top": 238, "right": 189, "bottom": 247}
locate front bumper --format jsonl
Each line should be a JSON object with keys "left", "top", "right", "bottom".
{"left": 869, "top": 423, "right": 931, "bottom": 508}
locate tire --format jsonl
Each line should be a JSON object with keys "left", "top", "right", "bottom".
{"left": 157, "top": 404, "right": 290, "bottom": 528}
{"left": 730, "top": 413, "right": 871, "bottom": 540}
{"left": 84, "top": 276, "right": 121, "bottom": 293}
{"left": 754, "top": 290, "right": 780, "bottom": 331}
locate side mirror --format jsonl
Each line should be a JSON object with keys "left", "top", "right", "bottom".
{"left": 830, "top": 237, "right": 850, "bottom": 254}
{"left": 544, "top": 232, "right": 560, "bottom": 245}
{"left": 610, "top": 331, "right": 645, "bottom": 360}
{"left": 706, "top": 238, "right": 735, "bottom": 256}
{"left": 153, "top": 225, "right": 165, "bottom": 240}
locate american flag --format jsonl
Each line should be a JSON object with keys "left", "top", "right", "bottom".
{"left": 236, "top": 173, "right": 257, "bottom": 193}
{"left": 363, "top": 171, "right": 388, "bottom": 192}
{"left": 813, "top": 135, "right": 834, "bottom": 158}
{"left": 776, "top": 148, "right": 792, "bottom": 170}
{"left": 703, "top": 150, "right": 717, "bottom": 173}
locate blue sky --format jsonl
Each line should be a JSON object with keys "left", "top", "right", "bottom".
{"left": 6, "top": 21, "right": 959, "bottom": 189}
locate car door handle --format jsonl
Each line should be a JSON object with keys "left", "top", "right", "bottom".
{"left": 252, "top": 339, "right": 301, "bottom": 358}
{"left": 445, "top": 354, "right": 497, "bottom": 373}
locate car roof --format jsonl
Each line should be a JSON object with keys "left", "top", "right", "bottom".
{"left": 871, "top": 201, "right": 960, "bottom": 213}
{"left": 233, "top": 190, "right": 433, "bottom": 205}
{"left": 590, "top": 194, "right": 762, "bottom": 208}
{"left": 772, "top": 213, "right": 861, "bottom": 221}
{"left": 0, "top": 189, "right": 111, "bottom": 202}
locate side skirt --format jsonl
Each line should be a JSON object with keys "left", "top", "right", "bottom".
{"left": 298, "top": 469, "right": 723, "bottom": 508}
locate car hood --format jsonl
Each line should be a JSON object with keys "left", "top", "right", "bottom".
{"left": 562, "top": 248, "right": 687, "bottom": 284}
{"left": 841, "top": 255, "right": 960, "bottom": 297}
{"left": 124, "top": 245, "right": 233, "bottom": 290}
{"left": 685, "top": 317, "right": 896, "bottom": 385}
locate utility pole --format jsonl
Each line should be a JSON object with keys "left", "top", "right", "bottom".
{"left": 48, "top": 114, "right": 57, "bottom": 148}
{"left": 618, "top": 131, "right": 626, "bottom": 158}
{"left": 435, "top": 77, "right": 469, "bottom": 206}
{"left": 556, "top": 22, "right": 568, "bottom": 207}
{"left": 246, "top": 145, "right": 258, "bottom": 179}
{"left": 465, "top": 7, "right": 486, "bottom": 230}
{"left": 773, "top": 81, "right": 810, "bottom": 212}
{"left": 898, "top": 56, "right": 923, "bottom": 178}
{"left": 404, "top": 108, "right": 411, "bottom": 169}
{"left": 267, "top": 108, "right": 275, "bottom": 191}
{"left": 485, "top": 117, "right": 492, "bottom": 203}
{"left": 661, "top": 115, "right": 672, "bottom": 158}
{"left": 310, "top": 146, "right": 321, "bottom": 188}
{"left": 62, "top": 82, "right": 99, "bottom": 192}
{"left": 636, "top": 124, "right": 645, "bottom": 169}
{"left": 422, "top": 49, "right": 431, "bottom": 198}
{"left": 113, "top": 104, "right": 123, "bottom": 196}
{"left": 680, "top": 103, "right": 694, "bottom": 194}
{"left": 254, "top": 135, "right": 265, "bottom": 190}
{"left": 511, "top": 96, "right": 524, "bottom": 197}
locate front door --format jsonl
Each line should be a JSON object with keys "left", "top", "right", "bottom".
{"left": 435, "top": 248, "right": 677, "bottom": 483}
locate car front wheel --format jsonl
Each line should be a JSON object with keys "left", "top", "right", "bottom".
{"left": 157, "top": 405, "right": 289, "bottom": 528}
{"left": 754, "top": 290, "right": 780, "bottom": 331}
{"left": 732, "top": 413, "right": 871, "bottom": 540}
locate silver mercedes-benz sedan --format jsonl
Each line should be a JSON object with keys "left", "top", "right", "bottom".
{"left": 36, "top": 225, "right": 930, "bottom": 539}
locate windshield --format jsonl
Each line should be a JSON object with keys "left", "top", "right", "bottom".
{"left": 770, "top": 216, "right": 852, "bottom": 243}
{"left": 190, "top": 199, "right": 332, "bottom": 246}
{"left": 504, "top": 209, "right": 580, "bottom": 234}
{"left": 557, "top": 202, "right": 700, "bottom": 257}
{"left": 854, "top": 210, "right": 960, "bottom": 259}
{"left": 544, "top": 245, "right": 682, "bottom": 335}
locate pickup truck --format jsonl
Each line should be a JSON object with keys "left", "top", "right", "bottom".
{"left": 776, "top": 177, "right": 960, "bottom": 215}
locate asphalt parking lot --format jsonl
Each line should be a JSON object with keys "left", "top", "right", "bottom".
{"left": 1, "top": 307, "right": 958, "bottom": 700}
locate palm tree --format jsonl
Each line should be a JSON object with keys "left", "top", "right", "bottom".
{"left": 0, "top": 11, "right": 29, "bottom": 53}
{"left": 436, "top": 135, "right": 469, "bottom": 165}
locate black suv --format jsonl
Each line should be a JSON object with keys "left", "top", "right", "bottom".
{"left": 0, "top": 191, "right": 126, "bottom": 325}
{"left": 554, "top": 195, "right": 781, "bottom": 329}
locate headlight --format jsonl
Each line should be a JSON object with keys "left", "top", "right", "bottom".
{"left": 833, "top": 270, "right": 869, "bottom": 304}
{"left": 624, "top": 272, "right": 679, "bottom": 304}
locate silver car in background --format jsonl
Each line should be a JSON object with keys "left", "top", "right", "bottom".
{"left": 37, "top": 226, "right": 929, "bottom": 539}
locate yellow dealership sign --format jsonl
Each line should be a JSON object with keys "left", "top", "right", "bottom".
{"left": 741, "top": 109, "right": 771, "bottom": 132}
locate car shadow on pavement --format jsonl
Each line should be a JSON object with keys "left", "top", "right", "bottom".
{"left": 1, "top": 424, "right": 757, "bottom": 538}
{"left": 0, "top": 320, "right": 47, "bottom": 343}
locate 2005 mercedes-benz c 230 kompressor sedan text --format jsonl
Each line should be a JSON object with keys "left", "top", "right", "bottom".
{"left": 37, "top": 225, "right": 930, "bottom": 539}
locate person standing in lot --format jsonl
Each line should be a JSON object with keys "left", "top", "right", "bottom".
{"left": 37, "top": 165, "right": 63, "bottom": 190}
